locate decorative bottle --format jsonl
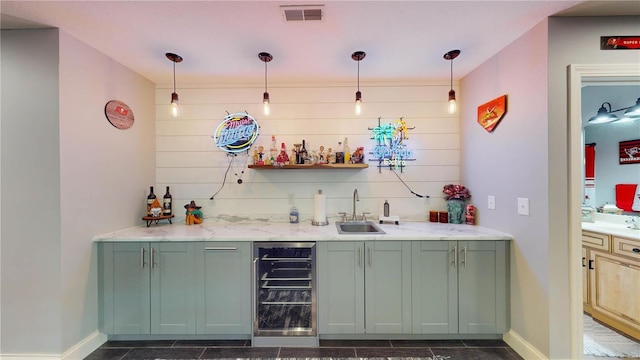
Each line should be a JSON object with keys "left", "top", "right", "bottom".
{"left": 384, "top": 200, "right": 390, "bottom": 217}
{"left": 163, "top": 186, "right": 172, "bottom": 216}
{"left": 300, "top": 140, "right": 308, "bottom": 164}
{"left": 269, "top": 135, "right": 278, "bottom": 165}
{"left": 343, "top": 137, "right": 351, "bottom": 163}
{"left": 146, "top": 186, "right": 156, "bottom": 215}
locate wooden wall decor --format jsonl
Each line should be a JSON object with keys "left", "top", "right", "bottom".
{"left": 477, "top": 95, "right": 507, "bottom": 133}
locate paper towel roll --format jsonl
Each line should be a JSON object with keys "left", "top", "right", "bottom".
{"left": 313, "top": 190, "right": 326, "bottom": 223}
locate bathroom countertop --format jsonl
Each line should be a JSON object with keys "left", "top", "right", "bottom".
{"left": 582, "top": 221, "right": 640, "bottom": 240}
{"left": 94, "top": 215, "right": 513, "bottom": 242}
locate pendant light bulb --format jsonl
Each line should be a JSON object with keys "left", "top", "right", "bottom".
{"left": 259, "top": 52, "right": 273, "bottom": 117}
{"left": 352, "top": 51, "right": 366, "bottom": 116}
{"left": 448, "top": 89, "right": 457, "bottom": 115}
{"left": 263, "top": 92, "right": 270, "bottom": 116}
{"left": 166, "top": 52, "right": 183, "bottom": 118}
{"left": 443, "top": 50, "right": 461, "bottom": 115}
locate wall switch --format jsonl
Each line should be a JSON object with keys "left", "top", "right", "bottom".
{"left": 488, "top": 195, "right": 496, "bottom": 210}
{"left": 517, "top": 197, "right": 530, "bottom": 216}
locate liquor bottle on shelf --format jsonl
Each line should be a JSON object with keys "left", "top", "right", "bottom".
{"left": 163, "top": 186, "right": 172, "bottom": 216}
{"left": 146, "top": 186, "right": 156, "bottom": 215}
{"left": 343, "top": 137, "right": 351, "bottom": 164}
{"left": 270, "top": 135, "right": 278, "bottom": 165}
{"left": 300, "top": 140, "right": 308, "bottom": 164}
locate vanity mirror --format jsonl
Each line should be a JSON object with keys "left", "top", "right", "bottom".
{"left": 582, "top": 83, "right": 640, "bottom": 216}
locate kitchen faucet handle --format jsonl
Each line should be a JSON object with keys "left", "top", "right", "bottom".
{"left": 338, "top": 212, "right": 347, "bottom": 222}
{"left": 362, "top": 212, "right": 371, "bottom": 221}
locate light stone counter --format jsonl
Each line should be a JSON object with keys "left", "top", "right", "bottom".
{"left": 582, "top": 221, "right": 640, "bottom": 239}
{"left": 94, "top": 215, "right": 513, "bottom": 242}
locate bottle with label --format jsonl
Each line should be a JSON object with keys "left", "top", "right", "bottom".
{"left": 163, "top": 186, "right": 172, "bottom": 216}
{"left": 300, "top": 140, "right": 308, "bottom": 164}
{"left": 343, "top": 137, "right": 351, "bottom": 164}
{"left": 146, "top": 186, "right": 156, "bottom": 215}
{"left": 269, "top": 135, "right": 278, "bottom": 165}
{"left": 288, "top": 193, "right": 299, "bottom": 223}
{"left": 384, "top": 200, "right": 390, "bottom": 217}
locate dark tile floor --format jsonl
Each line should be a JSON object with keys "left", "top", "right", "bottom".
{"left": 84, "top": 339, "right": 524, "bottom": 359}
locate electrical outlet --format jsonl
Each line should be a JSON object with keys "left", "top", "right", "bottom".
{"left": 488, "top": 195, "right": 496, "bottom": 210}
{"left": 517, "top": 197, "right": 530, "bottom": 216}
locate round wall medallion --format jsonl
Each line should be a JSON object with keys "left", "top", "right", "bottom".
{"left": 104, "top": 100, "right": 134, "bottom": 129}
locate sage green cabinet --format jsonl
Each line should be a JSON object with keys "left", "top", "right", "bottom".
{"left": 194, "top": 242, "right": 251, "bottom": 334}
{"left": 317, "top": 241, "right": 412, "bottom": 334}
{"left": 100, "top": 242, "right": 196, "bottom": 335}
{"left": 411, "top": 241, "right": 508, "bottom": 334}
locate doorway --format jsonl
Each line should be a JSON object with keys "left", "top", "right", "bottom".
{"left": 568, "top": 64, "right": 640, "bottom": 358}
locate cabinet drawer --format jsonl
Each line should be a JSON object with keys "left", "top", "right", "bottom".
{"left": 582, "top": 231, "right": 611, "bottom": 251}
{"left": 612, "top": 236, "right": 640, "bottom": 261}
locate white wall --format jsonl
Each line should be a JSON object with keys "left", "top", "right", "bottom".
{"left": 1, "top": 28, "right": 62, "bottom": 354}
{"left": 58, "top": 32, "right": 155, "bottom": 354}
{"left": 0, "top": 28, "right": 155, "bottom": 356}
{"left": 155, "top": 81, "right": 460, "bottom": 222}
{"left": 460, "top": 20, "right": 550, "bottom": 357}
{"left": 547, "top": 15, "right": 640, "bottom": 359}
{"left": 583, "top": 85, "right": 640, "bottom": 207}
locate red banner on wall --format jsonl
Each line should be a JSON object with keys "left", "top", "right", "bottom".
{"left": 601, "top": 36, "right": 640, "bottom": 50}
{"left": 619, "top": 139, "right": 640, "bottom": 165}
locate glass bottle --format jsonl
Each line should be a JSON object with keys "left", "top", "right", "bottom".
{"left": 146, "top": 186, "right": 156, "bottom": 215}
{"left": 163, "top": 186, "right": 172, "bottom": 216}
{"left": 343, "top": 137, "right": 351, "bottom": 164}
{"left": 384, "top": 200, "right": 390, "bottom": 217}
{"left": 300, "top": 140, "right": 308, "bottom": 164}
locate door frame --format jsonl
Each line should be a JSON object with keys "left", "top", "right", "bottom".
{"left": 567, "top": 63, "right": 640, "bottom": 358}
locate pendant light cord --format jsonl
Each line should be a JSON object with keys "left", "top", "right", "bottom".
{"left": 173, "top": 61, "right": 176, "bottom": 93}
{"left": 450, "top": 57, "right": 453, "bottom": 91}
{"left": 264, "top": 61, "right": 268, "bottom": 93}
{"left": 357, "top": 60, "right": 360, "bottom": 92}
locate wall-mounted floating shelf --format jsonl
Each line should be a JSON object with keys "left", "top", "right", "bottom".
{"left": 248, "top": 164, "right": 368, "bottom": 170}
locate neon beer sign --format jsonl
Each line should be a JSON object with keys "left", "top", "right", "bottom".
{"left": 369, "top": 117, "right": 415, "bottom": 172}
{"left": 213, "top": 112, "right": 260, "bottom": 153}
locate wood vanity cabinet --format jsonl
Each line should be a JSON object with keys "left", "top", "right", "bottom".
{"left": 582, "top": 230, "right": 610, "bottom": 314}
{"left": 582, "top": 231, "right": 640, "bottom": 341}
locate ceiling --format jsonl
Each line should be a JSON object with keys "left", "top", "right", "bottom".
{"left": 1, "top": 1, "right": 639, "bottom": 86}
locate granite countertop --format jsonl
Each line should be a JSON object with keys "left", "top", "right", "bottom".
{"left": 94, "top": 215, "right": 513, "bottom": 242}
{"left": 582, "top": 221, "right": 640, "bottom": 240}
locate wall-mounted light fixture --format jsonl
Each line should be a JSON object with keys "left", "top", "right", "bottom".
{"left": 259, "top": 52, "right": 273, "bottom": 116}
{"left": 352, "top": 51, "right": 366, "bottom": 115}
{"left": 443, "top": 49, "right": 461, "bottom": 115}
{"left": 588, "top": 98, "right": 640, "bottom": 124}
{"left": 166, "top": 52, "right": 183, "bottom": 118}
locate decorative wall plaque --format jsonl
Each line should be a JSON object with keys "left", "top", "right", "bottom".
{"left": 104, "top": 100, "right": 134, "bottom": 129}
{"left": 477, "top": 95, "right": 507, "bottom": 133}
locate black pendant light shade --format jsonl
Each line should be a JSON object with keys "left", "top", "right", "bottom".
{"left": 588, "top": 98, "right": 640, "bottom": 125}
{"left": 166, "top": 52, "right": 183, "bottom": 118}
{"left": 259, "top": 52, "right": 273, "bottom": 116}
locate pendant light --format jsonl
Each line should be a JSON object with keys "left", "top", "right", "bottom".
{"left": 259, "top": 52, "right": 273, "bottom": 116}
{"left": 623, "top": 97, "right": 640, "bottom": 118}
{"left": 166, "top": 52, "right": 183, "bottom": 118}
{"left": 443, "top": 49, "right": 461, "bottom": 115}
{"left": 587, "top": 98, "right": 640, "bottom": 125}
{"left": 352, "top": 51, "right": 366, "bottom": 115}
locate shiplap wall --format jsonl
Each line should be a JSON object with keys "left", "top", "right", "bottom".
{"left": 155, "top": 81, "right": 460, "bottom": 222}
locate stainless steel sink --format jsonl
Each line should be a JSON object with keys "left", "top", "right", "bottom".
{"left": 336, "top": 221, "right": 385, "bottom": 234}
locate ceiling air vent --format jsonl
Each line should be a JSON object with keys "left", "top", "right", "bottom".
{"left": 280, "top": 5, "right": 324, "bottom": 22}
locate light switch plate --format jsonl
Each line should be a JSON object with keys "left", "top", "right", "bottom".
{"left": 517, "top": 197, "right": 530, "bottom": 216}
{"left": 488, "top": 195, "right": 496, "bottom": 210}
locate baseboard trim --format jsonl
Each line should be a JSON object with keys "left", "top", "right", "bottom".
{"left": 0, "top": 354, "right": 60, "bottom": 360}
{"left": 503, "top": 329, "right": 548, "bottom": 360}
{"left": 62, "top": 330, "right": 107, "bottom": 360}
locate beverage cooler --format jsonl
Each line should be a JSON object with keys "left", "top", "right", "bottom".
{"left": 252, "top": 242, "right": 316, "bottom": 343}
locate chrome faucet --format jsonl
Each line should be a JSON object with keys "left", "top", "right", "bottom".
{"left": 626, "top": 216, "right": 640, "bottom": 230}
{"left": 352, "top": 189, "right": 359, "bottom": 221}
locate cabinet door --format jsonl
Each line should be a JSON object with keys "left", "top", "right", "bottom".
{"left": 195, "top": 242, "right": 251, "bottom": 334}
{"left": 582, "top": 246, "right": 591, "bottom": 312}
{"left": 590, "top": 250, "right": 640, "bottom": 339}
{"left": 365, "top": 241, "right": 412, "bottom": 333}
{"left": 150, "top": 242, "right": 196, "bottom": 334}
{"left": 411, "top": 241, "right": 458, "bottom": 334}
{"left": 100, "top": 242, "right": 150, "bottom": 334}
{"left": 317, "top": 241, "right": 365, "bottom": 334}
{"left": 458, "top": 241, "right": 508, "bottom": 334}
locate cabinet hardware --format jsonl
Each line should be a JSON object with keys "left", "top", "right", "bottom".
{"left": 151, "top": 248, "right": 156, "bottom": 268}
{"left": 357, "top": 247, "right": 362, "bottom": 268}
{"left": 205, "top": 247, "right": 238, "bottom": 251}
{"left": 588, "top": 259, "right": 594, "bottom": 270}
{"left": 461, "top": 246, "right": 467, "bottom": 267}
{"left": 140, "top": 247, "right": 146, "bottom": 268}
{"left": 452, "top": 245, "right": 457, "bottom": 267}
{"left": 367, "top": 247, "right": 372, "bottom": 268}
{"left": 582, "top": 257, "right": 586, "bottom": 267}
{"left": 632, "top": 248, "right": 639, "bottom": 253}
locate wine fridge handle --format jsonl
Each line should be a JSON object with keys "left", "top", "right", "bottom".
{"left": 252, "top": 257, "right": 258, "bottom": 332}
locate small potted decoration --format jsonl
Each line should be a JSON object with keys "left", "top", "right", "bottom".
{"left": 184, "top": 200, "right": 203, "bottom": 225}
{"left": 443, "top": 184, "right": 471, "bottom": 224}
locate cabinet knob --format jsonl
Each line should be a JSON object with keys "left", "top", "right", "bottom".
{"left": 632, "top": 248, "right": 639, "bottom": 253}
